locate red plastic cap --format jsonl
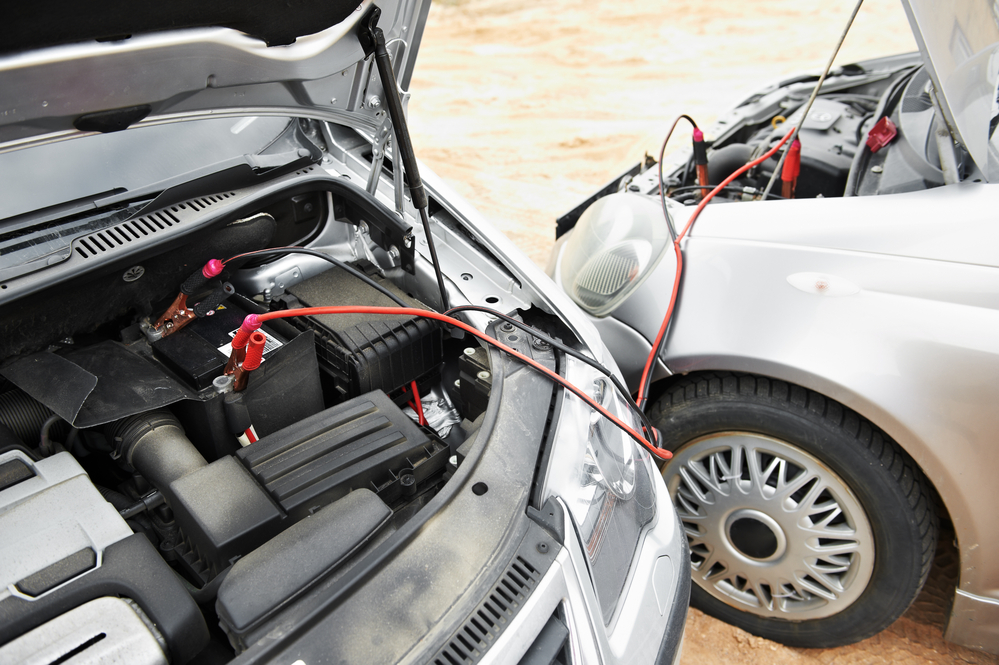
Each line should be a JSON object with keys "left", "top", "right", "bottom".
{"left": 692, "top": 128, "right": 704, "bottom": 142}
{"left": 242, "top": 331, "right": 267, "bottom": 371}
{"left": 202, "top": 259, "right": 224, "bottom": 279}
{"left": 781, "top": 139, "right": 802, "bottom": 182}
{"left": 866, "top": 116, "right": 897, "bottom": 153}
{"left": 231, "top": 328, "right": 251, "bottom": 350}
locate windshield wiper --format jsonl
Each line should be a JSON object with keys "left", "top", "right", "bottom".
{"left": 112, "top": 144, "right": 319, "bottom": 219}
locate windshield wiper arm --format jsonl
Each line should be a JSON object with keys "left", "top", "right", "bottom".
{"left": 98, "top": 145, "right": 321, "bottom": 219}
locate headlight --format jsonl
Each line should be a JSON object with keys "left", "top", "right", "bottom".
{"left": 542, "top": 356, "right": 658, "bottom": 624}
{"left": 560, "top": 193, "right": 671, "bottom": 317}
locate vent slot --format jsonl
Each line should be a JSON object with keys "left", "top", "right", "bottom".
{"left": 432, "top": 555, "right": 543, "bottom": 665}
{"left": 72, "top": 193, "right": 235, "bottom": 259}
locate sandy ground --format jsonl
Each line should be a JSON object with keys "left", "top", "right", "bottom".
{"left": 407, "top": 1, "right": 999, "bottom": 663}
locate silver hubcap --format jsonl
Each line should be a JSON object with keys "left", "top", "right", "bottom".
{"left": 663, "top": 433, "right": 875, "bottom": 620}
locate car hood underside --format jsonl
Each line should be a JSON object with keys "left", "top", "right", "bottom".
{"left": 0, "top": 0, "right": 427, "bottom": 149}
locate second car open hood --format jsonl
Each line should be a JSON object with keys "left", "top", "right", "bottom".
{"left": 0, "top": 0, "right": 429, "bottom": 151}
{"left": 902, "top": 0, "right": 999, "bottom": 180}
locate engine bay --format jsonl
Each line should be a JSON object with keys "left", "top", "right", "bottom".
{"left": 587, "top": 58, "right": 979, "bottom": 216}
{"left": 0, "top": 157, "right": 548, "bottom": 662}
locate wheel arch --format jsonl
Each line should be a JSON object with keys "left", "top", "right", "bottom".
{"left": 648, "top": 362, "right": 979, "bottom": 616}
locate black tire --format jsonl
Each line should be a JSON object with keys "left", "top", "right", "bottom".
{"left": 649, "top": 372, "right": 937, "bottom": 648}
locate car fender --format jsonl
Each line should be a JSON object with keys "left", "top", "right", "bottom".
{"left": 578, "top": 191, "right": 999, "bottom": 615}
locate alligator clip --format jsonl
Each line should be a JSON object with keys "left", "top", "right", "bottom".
{"left": 232, "top": 331, "right": 266, "bottom": 392}
{"left": 153, "top": 259, "right": 224, "bottom": 338}
{"left": 693, "top": 128, "right": 709, "bottom": 199}
{"left": 225, "top": 314, "right": 262, "bottom": 375}
{"left": 781, "top": 139, "right": 802, "bottom": 199}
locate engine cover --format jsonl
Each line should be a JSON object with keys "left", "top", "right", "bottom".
{"left": 0, "top": 450, "right": 208, "bottom": 663}
{"left": 0, "top": 451, "right": 132, "bottom": 601}
{"left": 237, "top": 389, "right": 446, "bottom": 519}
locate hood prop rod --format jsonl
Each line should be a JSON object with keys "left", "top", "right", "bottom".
{"left": 361, "top": 8, "right": 450, "bottom": 311}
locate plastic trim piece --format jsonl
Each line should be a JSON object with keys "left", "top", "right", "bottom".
{"left": 431, "top": 524, "right": 558, "bottom": 665}
{"left": 216, "top": 488, "right": 392, "bottom": 649}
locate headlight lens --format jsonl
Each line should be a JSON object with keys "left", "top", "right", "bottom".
{"left": 559, "top": 193, "right": 671, "bottom": 317}
{"left": 543, "top": 356, "right": 658, "bottom": 624}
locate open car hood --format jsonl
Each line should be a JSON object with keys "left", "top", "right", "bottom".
{"left": 0, "top": 0, "right": 429, "bottom": 150}
{"left": 902, "top": 0, "right": 999, "bottom": 180}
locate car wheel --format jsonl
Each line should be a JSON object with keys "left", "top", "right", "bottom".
{"left": 649, "top": 372, "right": 937, "bottom": 648}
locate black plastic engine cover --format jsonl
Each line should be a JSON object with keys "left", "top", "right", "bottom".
{"left": 216, "top": 488, "right": 392, "bottom": 651}
{"left": 282, "top": 266, "right": 442, "bottom": 401}
{"left": 168, "top": 456, "right": 285, "bottom": 579}
{"left": 237, "top": 390, "right": 444, "bottom": 520}
{"left": 752, "top": 97, "right": 867, "bottom": 199}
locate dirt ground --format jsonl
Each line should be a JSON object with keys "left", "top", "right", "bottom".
{"left": 407, "top": 1, "right": 999, "bottom": 663}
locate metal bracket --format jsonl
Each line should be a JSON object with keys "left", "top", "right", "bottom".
{"left": 365, "top": 116, "right": 393, "bottom": 196}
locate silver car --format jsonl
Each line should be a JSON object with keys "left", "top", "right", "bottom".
{"left": 0, "top": 1, "right": 688, "bottom": 663}
{"left": 549, "top": 0, "right": 999, "bottom": 655}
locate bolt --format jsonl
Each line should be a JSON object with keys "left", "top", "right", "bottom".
{"left": 388, "top": 246, "right": 400, "bottom": 262}
{"left": 463, "top": 347, "right": 477, "bottom": 357}
{"left": 404, "top": 234, "right": 414, "bottom": 249}
{"left": 537, "top": 542, "right": 549, "bottom": 554}
{"left": 532, "top": 337, "right": 552, "bottom": 351}
{"left": 400, "top": 473, "right": 417, "bottom": 497}
{"left": 359, "top": 221, "right": 369, "bottom": 234}
{"left": 454, "top": 379, "right": 461, "bottom": 388}
{"left": 871, "top": 165, "right": 883, "bottom": 174}
{"left": 331, "top": 97, "right": 337, "bottom": 104}
{"left": 367, "top": 95, "right": 382, "bottom": 109}
{"left": 449, "top": 455, "right": 458, "bottom": 467}
{"left": 477, "top": 371, "right": 491, "bottom": 381}
{"left": 499, "top": 322, "right": 515, "bottom": 333}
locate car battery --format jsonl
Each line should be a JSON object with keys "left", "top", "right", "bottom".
{"left": 152, "top": 295, "right": 325, "bottom": 459}
{"left": 152, "top": 298, "right": 286, "bottom": 390}
{"left": 279, "top": 266, "right": 443, "bottom": 402}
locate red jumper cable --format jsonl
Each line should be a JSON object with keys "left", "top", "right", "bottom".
{"left": 233, "top": 307, "right": 671, "bottom": 460}
{"left": 636, "top": 126, "right": 797, "bottom": 409}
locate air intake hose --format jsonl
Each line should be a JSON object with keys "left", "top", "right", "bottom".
{"left": 0, "top": 389, "right": 66, "bottom": 445}
{"left": 106, "top": 411, "right": 206, "bottom": 500}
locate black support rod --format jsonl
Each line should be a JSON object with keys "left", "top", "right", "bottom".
{"left": 362, "top": 9, "right": 450, "bottom": 311}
